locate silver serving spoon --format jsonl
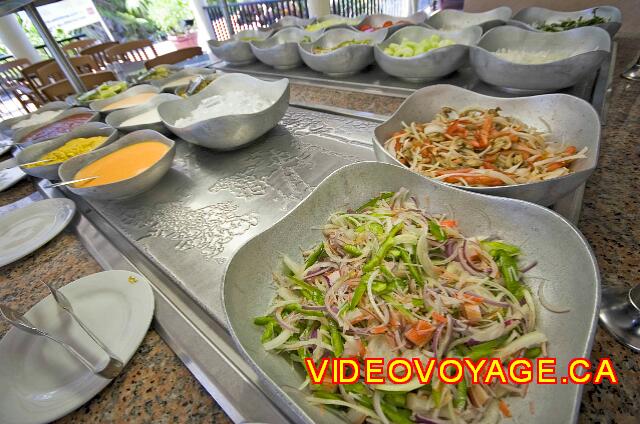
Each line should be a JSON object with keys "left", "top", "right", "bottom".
{"left": 0, "top": 303, "right": 122, "bottom": 379}
{"left": 45, "top": 176, "right": 99, "bottom": 188}
{"left": 42, "top": 281, "right": 124, "bottom": 372}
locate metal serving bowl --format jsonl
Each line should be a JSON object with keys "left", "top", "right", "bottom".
{"left": 0, "top": 101, "right": 71, "bottom": 138}
{"left": 208, "top": 29, "right": 273, "bottom": 65}
{"left": 271, "top": 16, "right": 311, "bottom": 30}
{"left": 374, "top": 25, "right": 482, "bottom": 82}
{"left": 250, "top": 27, "right": 324, "bottom": 69}
{"left": 14, "top": 107, "right": 100, "bottom": 146}
{"left": 469, "top": 25, "right": 611, "bottom": 93}
{"left": 223, "top": 160, "right": 599, "bottom": 424}
{"left": 426, "top": 6, "right": 512, "bottom": 32}
{"left": 149, "top": 67, "right": 216, "bottom": 92}
{"left": 357, "top": 11, "right": 427, "bottom": 35}
{"left": 372, "top": 84, "right": 600, "bottom": 206}
{"left": 304, "top": 14, "right": 366, "bottom": 31}
{"left": 16, "top": 122, "right": 117, "bottom": 181}
{"left": 89, "top": 84, "right": 161, "bottom": 114}
{"left": 58, "top": 129, "right": 175, "bottom": 200}
{"left": 158, "top": 73, "right": 289, "bottom": 151}
{"left": 298, "top": 28, "right": 388, "bottom": 77}
{"left": 105, "top": 93, "right": 181, "bottom": 135}
{"left": 510, "top": 5, "right": 622, "bottom": 37}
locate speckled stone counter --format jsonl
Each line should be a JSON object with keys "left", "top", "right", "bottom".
{"left": 0, "top": 36, "right": 638, "bottom": 423}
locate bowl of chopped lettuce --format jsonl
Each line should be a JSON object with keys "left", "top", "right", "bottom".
{"left": 510, "top": 6, "right": 621, "bottom": 37}
{"left": 375, "top": 26, "right": 482, "bottom": 82}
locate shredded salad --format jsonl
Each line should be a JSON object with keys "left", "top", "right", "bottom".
{"left": 383, "top": 107, "right": 587, "bottom": 187}
{"left": 255, "top": 189, "right": 547, "bottom": 423}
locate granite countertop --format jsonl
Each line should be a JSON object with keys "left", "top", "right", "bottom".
{"left": 0, "top": 36, "right": 638, "bottom": 423}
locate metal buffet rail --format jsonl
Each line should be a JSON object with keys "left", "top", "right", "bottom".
{"left": 31, "top": 42, "right": 616, "bottom": 422}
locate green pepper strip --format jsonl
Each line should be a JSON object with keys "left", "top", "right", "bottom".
{"left": 429, "top": 220, "right": 447, "bottom": 242}
{"left": 287, "top": 276, "right": 325, "bottom": 305}
{"left": 481, "top": 240, "right": 521, "bottom": 256}
{"left": 453, "top": 379, "right": 467, "bottom": 410}
{"left": 468, "top": 334, "right": 510, "bottom": 361}
{"left": 385, "top": 392, "right": 407, "bottom": 408}
{"left": 350, "top": 272, "right": 372, "bottom": 310}
{"left": 381, "top": 294, "right": 414, "bottom": 319}
{"left": 363, "top": 223, "right": 404, "bottom": 273}
{"left": 525, "top": 346, "right": 542, "bottom": 358}
{"left": 379, "top": 263, "right": 395, "bottom": 280}
{"left": 312, "top": 391, "right": 342, "bottom": 401}
{"left": 283, "top": 303, "right": 325, "bottom": 317}
{"left": 253, "top": 316, "right": 275, "bottom": 326}
{"left": 305, "top": 243, "right": 325, "bottom": 269}
{"left": 343, "top": 244, "right": 363, "bottom": 257}
{"left": 381, "top": 403, "right": 413, "bottom": 424}
{"left": 261, "top": 322, "right": 276, "bottom": 343}
{"left": 497, "top": 253, "right": 523, "bottom": 299}
{"left": 356, "top": 191, "right": 394, "bottom": 212}
{"left": 399, "top": 249, "right": 423, "bottom": 286}
{"left": 345, "top": 382, "right": 368, "bottom": 395}
{"left": 328, "top": 320, "right": 344, "bottom": 357}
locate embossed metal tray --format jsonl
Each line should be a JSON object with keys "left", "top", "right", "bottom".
{"left": 212, "top": 40, "right": 616, "bottom": 120}
{"left": 34, "top": 105, "right": 597, "bottom": 422}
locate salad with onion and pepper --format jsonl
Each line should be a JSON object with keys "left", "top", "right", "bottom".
{"left": 255, "top": 189, "right": 547, "bottom": 423}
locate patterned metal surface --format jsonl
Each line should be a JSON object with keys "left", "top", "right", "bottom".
{"left": 83, "top": 107, "right": 377, "bottom": 324}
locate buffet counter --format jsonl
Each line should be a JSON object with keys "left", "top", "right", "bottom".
{"left": 0, "top": 36, "right": 638, "bottom": 424}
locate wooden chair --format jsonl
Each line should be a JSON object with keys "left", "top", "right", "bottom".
{"left": 20, "top": 58, "right": 54, "bottom": 102}
{"left": 36, "top": 55, "right": 99, "bottom": 85}
{"left": 63, "top": 38, "right": 98, "bottom": 56}
{"left": 0, "top": 58, "right": 31, "bottom": 81}
{"left": 104, "top": 40, "right": 158, "bottom": 64}
{"left": 144, "top": 47, "right": 203, "bottom": 69}
{"left": 40, "top": 71, "right": 117, "bottom": 102}
{"left": 80, "top": 41, "right": 119, "bottom": 68}
{"left": 2, "top": 79, "right": 42, "bottom": 113}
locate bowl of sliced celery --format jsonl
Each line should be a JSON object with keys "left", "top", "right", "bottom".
{"left": 375, "top": 25, "right": 482, "bottom": 82}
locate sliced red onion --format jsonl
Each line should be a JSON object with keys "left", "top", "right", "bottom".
{"left": 459, "top": 240, "right": 485, "bottom": 274}
{"left": 466, "top": 291, "right": 510, "bottom": 308}
{"left": 301, "top": 305, "right": 327, "bottom": 311}
{"left": 431, "top": 324, "right": 444, "bottom": 354}
{"left": 275, "top": 308, "right": 296, "bottom": 332}
{"left": 415, "top": 414, "right": 451, "bottom": 424}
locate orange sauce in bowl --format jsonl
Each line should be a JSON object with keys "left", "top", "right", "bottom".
{"left": 73, "top": 141, "right": 169, "bottom": 188}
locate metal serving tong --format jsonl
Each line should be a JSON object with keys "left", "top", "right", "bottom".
{"left": 0, "top": 283, "right": 124, "bottom": 379}
{"left": 45, "top": 176, "right": 98, "bottom": 188}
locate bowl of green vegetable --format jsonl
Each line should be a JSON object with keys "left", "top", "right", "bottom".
{"left": 271, "top": 16, "right": 311, "bottom": 30}
{"left": 510, "top": 6, "right": 621, "bottom": 37}
{"left": 375, "top": 25, "right": 482, "bottom": 82}
{"left": 76, "top": 81, "right": 128, "bottom": 106}
{"left": 298, "top": 28, "right": 388, "bottom": 77}
{"left": 208, "top": 29, "right": 273, "bottom": 65}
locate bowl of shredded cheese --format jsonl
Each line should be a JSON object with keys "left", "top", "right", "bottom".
{"left": 469, "top": 25, "right": 610, "bottom": 92}
{"left": 17, "top": 122, "right": 117, "bottom": 181}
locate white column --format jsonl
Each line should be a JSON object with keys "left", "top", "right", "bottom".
{"left": 308, "top": 0, "right": 331, "bottom": 18}
{"left": 187, "top": 0, "right": 217, "bottom": 46}
{"left": 0, "top": 14, "right": 41, "bottom": 63}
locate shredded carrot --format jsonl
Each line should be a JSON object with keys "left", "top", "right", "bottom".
{"left": 404, "top": 320, "right": 435, "bottom": 347}
{"left": 431, "top": 311, "right": 448, "bottom": 324}
{"left": 564, "top": 146, "right": 577, "bottom": 155}
{"left": 443, "top": 175, "right": 505, "bottom": 186}
{"left": 546, "top": 162, "right": 566, "bottom": 172}
{"left": 440, "top": 220, "right": 458, "bottom": 228}
{"left": 499, "top": 399, "right": 512, "bottom": 417}
{"left": 370, "top": 325, "right": 387, "bottom": 334}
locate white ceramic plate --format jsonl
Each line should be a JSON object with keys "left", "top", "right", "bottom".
{"left": 0, "top": 166, "right": 26, "bottom": 192}
{"left": 0, "top": 270, "right": 155, "bottom": 424}
{"left": 0, "top": 198, "right": 75, "bottom": 268}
